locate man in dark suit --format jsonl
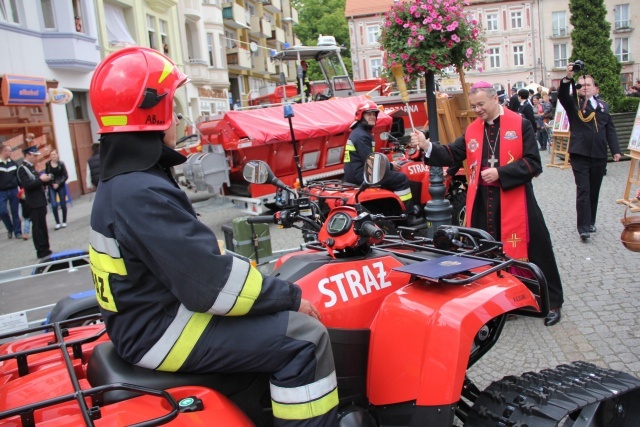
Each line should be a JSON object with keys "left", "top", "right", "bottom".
{"left": 558, "top": 63, "right": 622, "bottom": 242}
{"left": 17, "top": 145, "right": 52, "bottom": 259}
{"left": 517, "top": 89, "right": 537, "bottom": 133}
{"left": 508, "top": 87, "right": 519, "bottom": 111}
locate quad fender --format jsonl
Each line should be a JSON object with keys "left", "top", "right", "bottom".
{"left": 273, "top": 249, "right": 410, "bottom": 328}
{"left": 367, "top": 272, "right": 539, "bottom": 407}
{"left": 46, "top": 290, "right": 99, "bottom": 324}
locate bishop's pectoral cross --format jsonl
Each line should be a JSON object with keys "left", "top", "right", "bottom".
{"left": 488, "top": 154, "right": 498, "bottom": 168}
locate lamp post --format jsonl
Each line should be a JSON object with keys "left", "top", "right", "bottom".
{"left": 424, "top": 70, "right": 452, "bottom": 237}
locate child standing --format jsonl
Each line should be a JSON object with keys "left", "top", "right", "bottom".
{"left": 18, "top": 188, "right": 30, "bottom": 240}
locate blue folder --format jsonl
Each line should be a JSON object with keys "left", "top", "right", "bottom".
{"left": 392, "top": 255, "right": 491, "bottom": 280}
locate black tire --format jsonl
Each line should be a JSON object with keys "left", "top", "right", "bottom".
{"left": 594, "top": 388, "right": 640, "bottom": 426}
{"left": 449, "top": 186, "right": 467, "bottom": 227}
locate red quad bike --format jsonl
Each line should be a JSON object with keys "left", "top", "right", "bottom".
{"left": 1, "top": 155, "right": 639, "bottom": 427}
{"left": 299, "top": 132, "right": 467, "bottom": 236}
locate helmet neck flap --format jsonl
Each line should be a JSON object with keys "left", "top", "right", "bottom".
{"left": 99, "top": 132, "right": 186, "bottom": 182}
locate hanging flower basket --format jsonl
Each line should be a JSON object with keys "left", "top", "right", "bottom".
{"left": 379, "top": 0, "right": 486, "bottom": 82}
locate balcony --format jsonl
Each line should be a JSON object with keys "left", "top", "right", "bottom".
{"left": 270, "top": 27, "right": 286, "bottom": 44}
{"left": 262, "top": 0, "right": 281, "bottom": 14}
{"left": 183, "top": 0, "right": 202, "bottom": 21}
{"left": 42, "top": 33, "right": 99, "bottom": 72}
{"left": 227, "top": 47, "right": 252, "bottom": 69}
{"left": 282, "top": 4, "right": 298, "bottom": 24}
{"left": 550, "top": 26, "right": 569, "bottom": 38}
{"left": 252, "top": 55, "right": 267, "bottom": 73}
{"left": 202, "top": 1, "right": 223, "bottom": 25}
{"left": 145, "top": 0, "right": 177, "bottom": 13}
{"left": 614, "top": 20, "right": 633, "bottom": 33}
{"left": 222, "top": 2, "right": 249, "bottom": 29}
{"left": 186, "top": 59, "right": 211, "bottom": 85}
{"left": 266, "top": 58, "right": 276, "bottom": 74}
{"left": 250, "top": 16, "right": 271, "bottom": 38}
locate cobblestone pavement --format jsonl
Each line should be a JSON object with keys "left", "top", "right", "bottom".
{"left": 1, "top": 150, "right": 638, "bottom": 392}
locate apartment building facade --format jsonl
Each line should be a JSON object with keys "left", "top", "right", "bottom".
{"left": 0, "top": 0, "right": 300, "bottom": 195}
{"left": 0, "top": 0, "right": 100, "bottom": 197}
{"left": 346, "top": 0, "right": 638, "bottom": 94}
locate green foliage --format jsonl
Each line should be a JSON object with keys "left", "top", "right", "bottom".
{"left": 569, "top": 0, "right": 623, "bottom": 110}
{"left": 289, "top": 0, "right": 351, "bottom": 80}
{"left": 378, "top": 0, "right": 485, "bottom": 80}
{"left": 616, "top": 97, "right": 640, "bottom": 113}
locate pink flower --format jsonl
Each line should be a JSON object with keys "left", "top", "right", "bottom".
{"left": 390, "top": 53, "right": 397, "bottom": 59}
{"left": 395, "top": 18, "right": 403, "bottom": 25}
{"left": 466, "top": 47, "right": 473, "bottom": 58}
{"left": 407, "top": 37, "right": 413, "bottom": 45}
{"left": 409, "top": 5, "right": 418, "bottom": 14}
{"left": 400, "top": 53, "right": 409, "bottom": 60}
{"left": 451, "top": 34, "right": 460, "bottom": 43}
{"left": 417, "top": 34, "right": 425, "bottom": 41}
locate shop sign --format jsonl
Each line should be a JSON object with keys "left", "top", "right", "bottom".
{"left": 48, "top": 87, "right": 73, "bottom": 105}
{"left": 1, "top": 74, "right": 47, "bottom": 106}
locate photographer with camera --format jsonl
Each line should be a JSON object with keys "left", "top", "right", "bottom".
{"left": 558, "top": 61, "right": 621, "bottom": 242}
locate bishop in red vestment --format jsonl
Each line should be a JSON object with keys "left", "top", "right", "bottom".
{"left": 410, "top": 82, "right": 564, "bottom": 327}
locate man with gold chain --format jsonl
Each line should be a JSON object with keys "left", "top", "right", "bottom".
{"left": 558, "top": 63, "right": 621, "bottom": 242}
{"left": 411, "top": 81, "right": 564, "bottom": 327}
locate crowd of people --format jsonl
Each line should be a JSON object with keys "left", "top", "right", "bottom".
{"left": 0, "top": 135, "right": 82, "bottom": 260}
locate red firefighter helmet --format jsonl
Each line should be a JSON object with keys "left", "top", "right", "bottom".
{"left": 350, "top": 100, "right": 380, "bottom": 129}
{"left": 90, "top": 47, "right": 188, "bottom": 134}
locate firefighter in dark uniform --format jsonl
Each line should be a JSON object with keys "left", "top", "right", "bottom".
{"left": 88, "top": 47, "right": 338, "bottom": 427}
{"left": 344, "top": 100, "right": 423, "bottom": 225}
{"left": 18, "top": 145, "right": 52, "bottom": 259}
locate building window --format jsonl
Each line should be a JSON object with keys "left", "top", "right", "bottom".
{"left": 514, "top": 81, "right": 527, "bottom": 90}
{"left": 0, "top": 0, "right": 19, "bottom": 23}
{"left": 553, "top": 43, "right": 568, "bottom": 68}
{"left": 207, "top": 33, "right": 215, "bottom": 66}
{"left": 370, "top": 58, "right": 382, "bottom": 77}
{"left": 615, "top": 4, "right": 630, "bottom": 29}
{"left": 552, "top": 11, "right": 567, "bottom": 36}
{"left": 147, "top": 14, "right": 157, "bottom": 50}
{"left": 65, "top": 92, "right": 89, "bottom": 121}
{"left": 488, "top": 47, "right": 501, "bottom": 68}
{"left": 367, "top": 25, "right": 380, "bottom": 44}
{"left": 510, "top": 11, "right": 522, "bottom": 29}
{"left": 160, "top": 20, "right": 169, "bottom": 55}
{"left": 104, "top": 2, "right": 135, "bottom": 46}
{"left": 486, "top": 13, "right": 498, "bottom": 31}
{"left": 615, "top": 37, "right": 629, "bottom": 62}
{"left": 513, "top": 45, "right": 524, "bottom": 66}
{"left": 40, "top": 0, "right": 56, "bottom": 29}
{"left": 224, "top": 30, "right": 236, "bottom": 49}
{"left": 71, "top": 0, "right": 84, "bottom": 32}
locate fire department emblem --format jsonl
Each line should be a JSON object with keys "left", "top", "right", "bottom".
{"left": 468, "top": 139, "right": 479, "bottom": 152}
{"left": 504, "top": 131, "right": 518, "bottom": 140}
{"left": 439, "top": 260, "right": 462, "bottom": 267}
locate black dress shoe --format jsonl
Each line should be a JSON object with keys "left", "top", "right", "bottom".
{"left": 580, "top": 232, "right": 590, "bottom": 242}
{"left": 589, "top": 225, "right": 597, "bottom": 233}
{"left": 7, "top": 231, "right": 13, "bottom": 239}
{"left": 544, "top": 308, "right": 561, "bottom": 326}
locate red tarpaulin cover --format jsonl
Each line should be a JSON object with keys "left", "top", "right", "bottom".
{"left": 218, "top": 96, "right": 392, "bottom": 149}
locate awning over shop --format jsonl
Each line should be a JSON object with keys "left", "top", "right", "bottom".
{"left": 1, "top": 74, "right": 47, "bottom": 106}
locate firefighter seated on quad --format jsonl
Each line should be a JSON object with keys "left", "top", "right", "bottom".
{"left": 344, "top": 100, "right": 424, "bottom": 226}
{"left": 88, "top": 47, "right": 338, "bottom": 427}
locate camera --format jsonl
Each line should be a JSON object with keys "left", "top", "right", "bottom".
{"left": 572, "top": 60, "right": 585, "bottom": 73}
